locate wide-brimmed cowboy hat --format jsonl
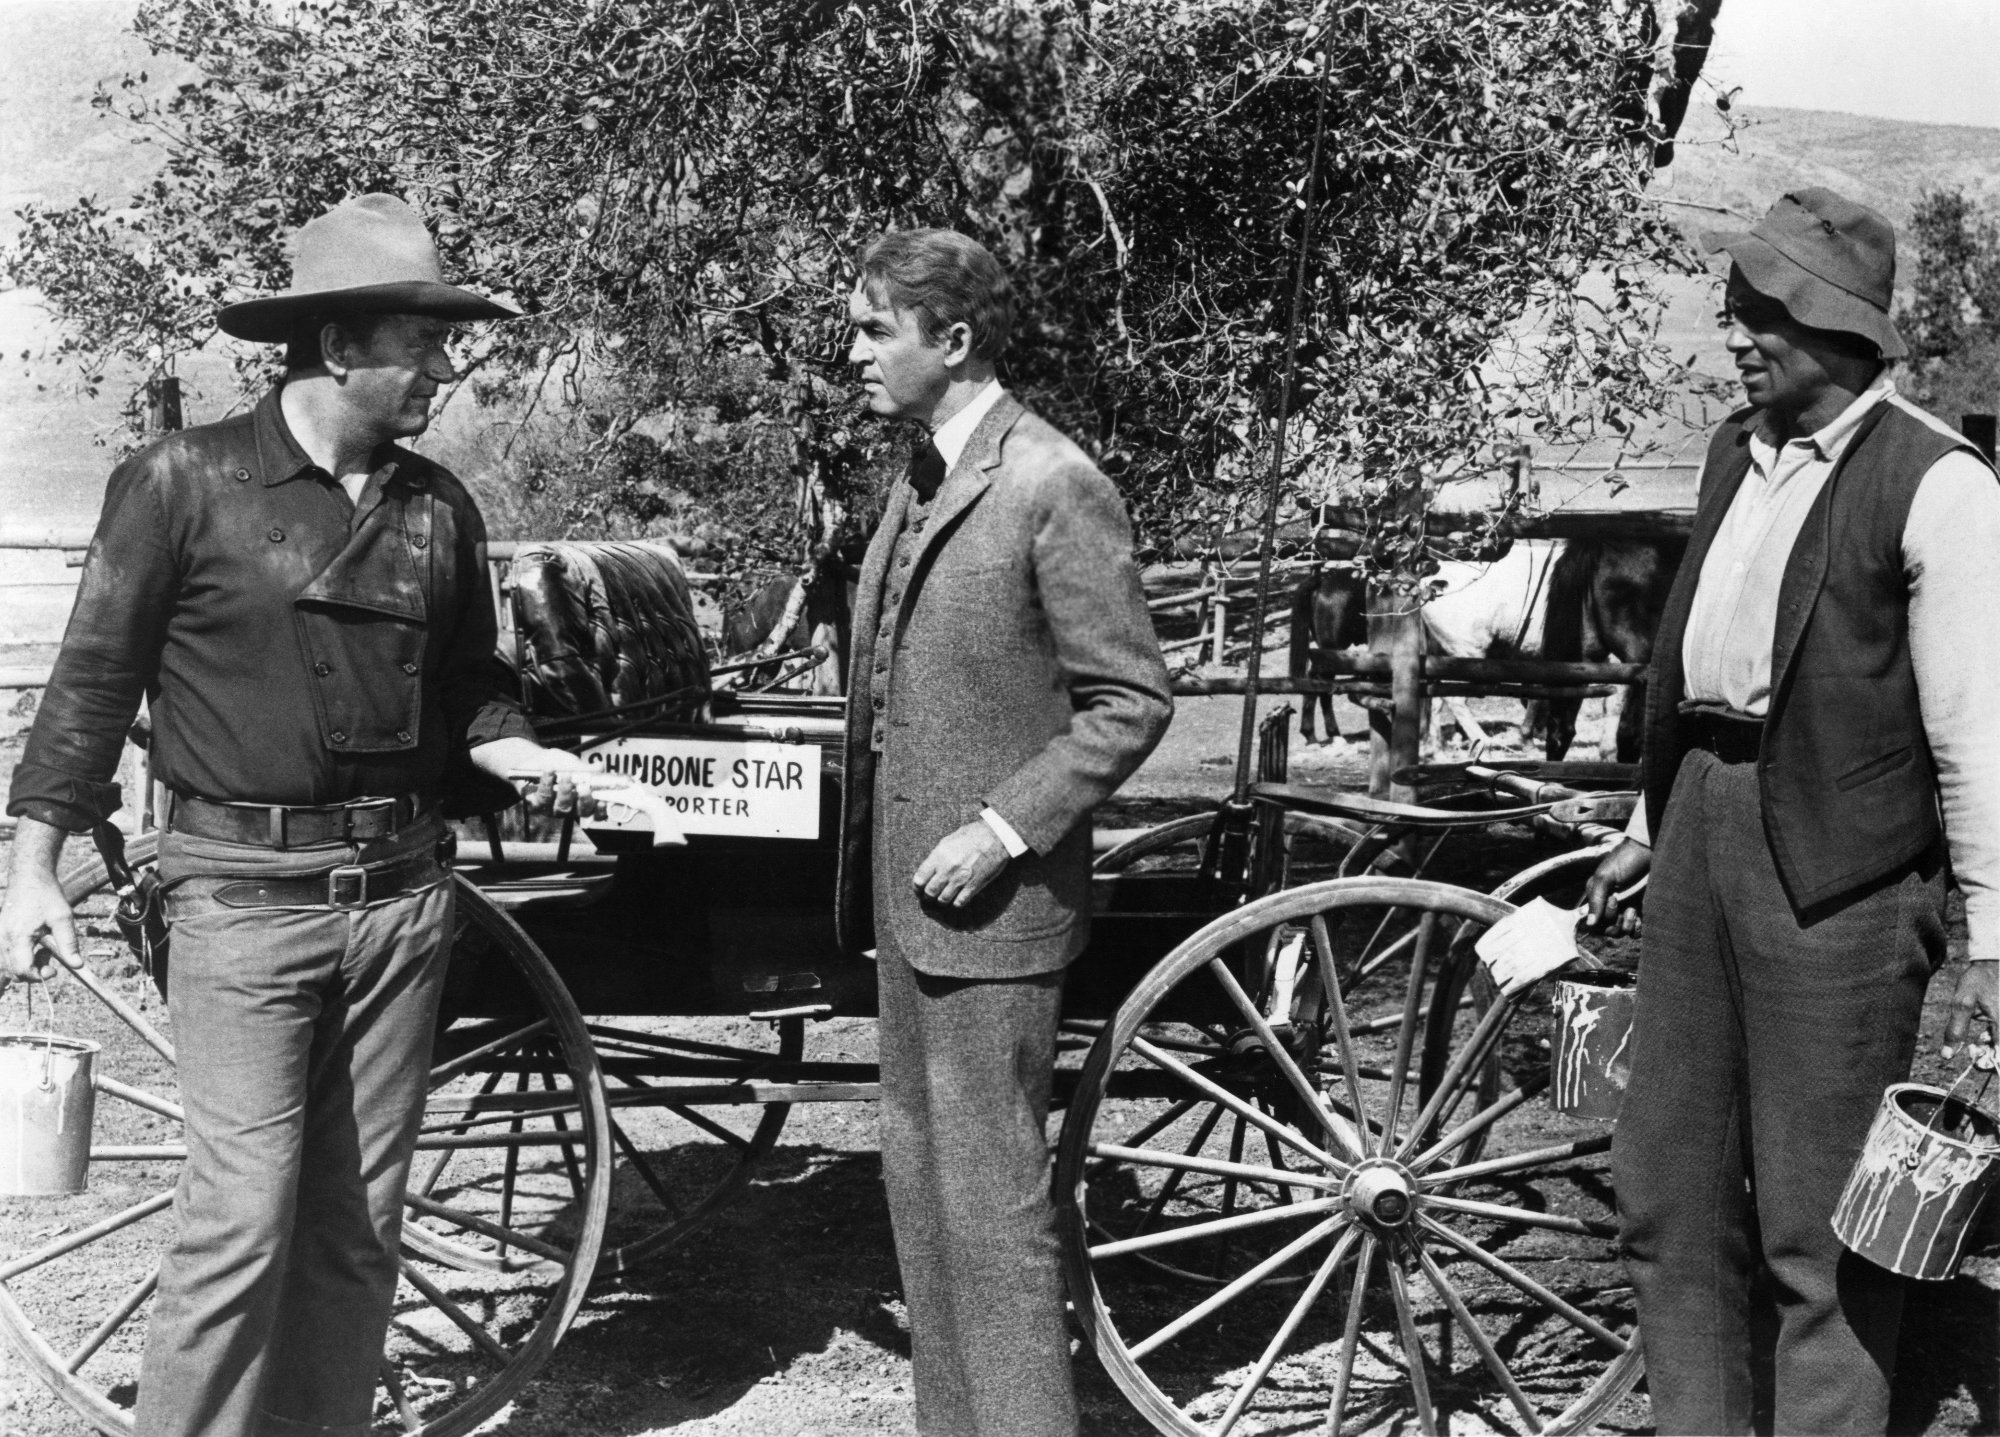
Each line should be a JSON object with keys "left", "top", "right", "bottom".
{"left": 218, "top": 193, "right": 520, "bottom": 343}
{"left": 1702, "top": 188, "right": 1906, "bottom": 360}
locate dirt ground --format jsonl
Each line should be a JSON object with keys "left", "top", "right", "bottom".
{"left": 0, "top": 684, "right": 1992, "bottom": 1437}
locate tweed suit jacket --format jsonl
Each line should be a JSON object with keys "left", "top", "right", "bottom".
{"left": 835, "top": 392, "right": 1173, "bottom": 978}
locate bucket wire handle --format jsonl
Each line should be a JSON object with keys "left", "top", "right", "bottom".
{"left": 1923, "top": 1050, "right": 1998, "bottom": 1148}
{"left": 20, "top": 978, "right": 56, "bottom": 1092}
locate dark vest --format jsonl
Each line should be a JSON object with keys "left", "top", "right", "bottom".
{"left": 1643, "top": 398, "right": 1989, "bottom": 911}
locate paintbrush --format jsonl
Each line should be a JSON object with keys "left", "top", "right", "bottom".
{"left": 1474, "top": 876, "right": 1646, "bottom": 996}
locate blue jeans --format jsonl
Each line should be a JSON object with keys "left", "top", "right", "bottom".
{"left": 1612, "top": 750, "right": 1945, "bottom": 1435}
{"left": 134, "top": 820, "right": 452, "bottom": 1437}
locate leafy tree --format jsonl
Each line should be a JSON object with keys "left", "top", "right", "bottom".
{"left": 1900, "top": 185, "right": 2000, "bottom": 422}
{"left": 7, "top": 0, "right": 1715, "bottom": 598}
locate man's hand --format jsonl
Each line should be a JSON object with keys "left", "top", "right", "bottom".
{"left": 469, "top": 737, "right": 607, "bottom": 819}
{"left": 913, "top": 820, "right": 1010, "bottom": 909}
{"left": 0, "top": 819, "right": 75, "bottom": 992}
{"left": 1581, "top": 839, "right": 1652, "bottom": 936}
{"left": 1942, "top": 961, "right": 1998, "bottom": 1062}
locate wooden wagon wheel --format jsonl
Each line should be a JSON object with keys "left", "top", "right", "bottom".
{"left": 1056, "top": 877, "right": 1642, "bottom": 1436}
{"left": 0, "top": 836, "right": 611, "bottom": 1436}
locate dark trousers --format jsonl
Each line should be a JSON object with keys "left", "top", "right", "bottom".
{"left": 134, "top": 822, "right": 452, "bottom": 1437}
{"left": 1611, "top": 749, "right": 1945, "bottom": 1435}
{"left": 875, "top": 934, "right": 1081, "bottom": 1437}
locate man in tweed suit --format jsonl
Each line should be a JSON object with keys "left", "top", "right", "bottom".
{"left": 836, "top": 228, "right": 1173, "bottom": 1434}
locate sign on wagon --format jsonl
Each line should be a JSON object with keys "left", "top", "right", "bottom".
{"left": 582, "top": 736, "right": 821, "bottom": 839}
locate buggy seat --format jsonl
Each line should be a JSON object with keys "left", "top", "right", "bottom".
{"left": 507, "top": 540, "right": 711, "bottom": 724}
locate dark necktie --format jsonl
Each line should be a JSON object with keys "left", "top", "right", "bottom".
{"left": 908, "top": 439, "right": 947, "bottom": 504}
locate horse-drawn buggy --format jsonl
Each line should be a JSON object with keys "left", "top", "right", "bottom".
{"left": 4, "top": 534, "right": 1656, "bottom": 1436}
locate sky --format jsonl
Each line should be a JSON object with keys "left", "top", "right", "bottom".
{"left": 5, "top": 0, "right": 1995, "bottom": 130}
{"left": 1703, "top": 0, "right": 2000, "bottom": 129}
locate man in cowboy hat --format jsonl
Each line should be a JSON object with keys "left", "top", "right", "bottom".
{"left": 1583, "top": 188, "right": 2000, "bottom": 1434}
{"left": 0, "top": 193, "right": 598, "bottom": 1437}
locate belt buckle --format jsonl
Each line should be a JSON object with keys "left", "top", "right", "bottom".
{"left": 327, "top": 865, "right": 369, "bottom": 910}
{"left": 344, "top": 796, "right": 398, "bottom": 841}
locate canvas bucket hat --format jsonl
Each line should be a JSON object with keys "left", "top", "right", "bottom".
{"left": 1703, "top": 188, "right": 1906, "bottom": 359}
{"left": 218, "top": 193, "right": 520, "bottom": 343}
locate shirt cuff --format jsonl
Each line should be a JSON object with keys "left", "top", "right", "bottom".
{"left": 980, "top": 806, "right": 1029, "bottom": 859}
{"left": 1623, "top": 799, "right": 1651, "bottom": 849}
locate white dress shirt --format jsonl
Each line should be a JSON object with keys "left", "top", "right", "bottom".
{"left": 1628, "top": 380, "right": 2000, "bottom": 963}
{"left": 924, "top": 381, "right": 1032, "bottom": 859}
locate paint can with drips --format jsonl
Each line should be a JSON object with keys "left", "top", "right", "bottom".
{"left": 1833, "top": 1063, "right": 1999, "bottom": 1281}
{"left": 1550, "top": 971, "right": 1636, "bottom": 1120}
{"left": 0, "top": 1031, "right": 99, "bottom": 1197}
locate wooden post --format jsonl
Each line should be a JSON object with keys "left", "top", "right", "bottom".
{"left": 1366, "top": 584, "right": 1424, "bottom": 802}
{"left": 1210, "top": 568, "right": 1230, "bottom": 668}
{"left": 1961, "top": 413, "right": 1996, "bottom": 465}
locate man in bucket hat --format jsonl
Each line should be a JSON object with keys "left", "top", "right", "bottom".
{"left": 1584, "top": 188, "right": 2000, "bottom": 1432}
{"left": 0, "top": 193, "right": 600, "bottom": 1436}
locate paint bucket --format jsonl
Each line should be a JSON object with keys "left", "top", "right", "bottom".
{"left": 1832, "top": 1074, "right": 2000, "bottom": 1281}
{"left": 1550, "top": 971, "right": 1636, "bottom": 1120}
{"left": 0, "top": 1032, "right": 99, "bottom": 1196}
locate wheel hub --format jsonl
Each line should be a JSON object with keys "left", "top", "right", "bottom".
{"left": 1344, "top": 1158, "right": 1418, "bottom": 1228}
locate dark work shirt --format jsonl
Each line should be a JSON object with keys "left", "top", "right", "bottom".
{"left": 8, "top": 385, "right": 532, "bottom": 831}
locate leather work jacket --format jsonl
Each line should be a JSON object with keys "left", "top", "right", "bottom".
{"left": 9, "top": 384, "right": 530, "bottom": 829}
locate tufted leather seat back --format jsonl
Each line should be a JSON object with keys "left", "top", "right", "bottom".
{"left": 508, "top": 540, "right": 711, "bottom": 722}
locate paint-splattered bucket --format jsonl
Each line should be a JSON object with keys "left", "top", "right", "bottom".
{"left": 0, "top": 1033, "right": 99, "bottom": 1196}
{"left": 1551, "top": 971, "right": 1636, "bottom": 1120}
{"left": 1832, "top": 1076, "right": 1999, "bottom": 1281}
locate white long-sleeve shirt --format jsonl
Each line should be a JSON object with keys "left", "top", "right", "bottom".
{"left": 1627, "top": 379, "right": 2000, "bottom": 963}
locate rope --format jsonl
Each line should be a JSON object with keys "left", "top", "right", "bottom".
{"left": 1231, "top": 28, "right": 1340, "bottom": 803}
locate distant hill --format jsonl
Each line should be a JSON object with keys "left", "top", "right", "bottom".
{"left": 0, "top": 1, "right": 179, "bottom": 240}
{"left": 1662, "top": 102, "right": 2000, "bottom": 238}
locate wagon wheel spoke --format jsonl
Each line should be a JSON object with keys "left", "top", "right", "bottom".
{"left": 413, "top": 1060, "right": 509, "bottom": 1198}
{"left": 1211, "top": 1116, "right": 1249, "bottom": 1276}
{"left": 94, "top": 1073, "right": 184, "bottom": 1125}
{"left": 378, "top": 1359, "right": 424, "bottom": 1433}
{"left": 1087, "top": 1142, "right": 1338, "bottom": 1194}
{"left": 1111, "top": 1095, "right": 1199, "bottom": 1153}
{"left": 396, "top": 1259, "right": 512, "bottom": 1366}
{"left": 1261, "top": 1127, "right": 1298, "bottom": 1205}
{"left": 1129, "top": 1102, "right": 1223, "bottom": 1239}
{"left": 1384, "top": 1240, "right": 1439, "bottom": 1436}
{"left": 1308, "top": 914, "right": 1372, "bottom": 1140}
{"left": 427, "top": 1018, "right": 552, "bottom": 1087}
{"left": 1089, "top": 1197, "right": 1342, "bottom": 1259}
{"left": 1422, "top": 1132, "right": 1613, "bottom": 1188}
{"left": 62, "top": 1264, "right": 158, "bottom": 1375}
{"left": 1416, "top": 1215, "right": 1629, "bottom": 1351}
{"left": 1204, "top": 957, "right": 1362, "bottom": 1160}
{"left": 1327, "top": 1231, "right": 1381, "bottom": 1435}
{"left": 1126, "top": 1031, "right": 1346, "bottom": 1172}
{"left": 1128, "top": 1216, "right": 1345, "bottom": 1361}
{"left": 1407, "top": 1233, "right": 1543, "bottom": 1431}
{"left": 1405, "top": 1071, "right": 1547, "bottom": 1170}
{"left": 496, "top": 1068, "right": 531, "bottom": 1265}
{"left": 1421, "top": 1193, "right": 1618, "bottom": 1240}
{"left": 402, "top": 1191, "right": 571, "bottom": 1265}
{"left": 535, "top": 1044, "right": 590, "bottom": 1201}
{"left": 1378, "top": 910, "right": 1439, "bottom": 1156}
{"left": 1397, "top": 991, "right": 1516, "bottom": 1157}
{"left": 607, "top": 1113, "right": 687, "bottom": 1221}
{"left": 0, "top": 1190, "right": 176, "bottom": 1281}
{"left": 1213, "top": 1225, "right": 1360, "bottom": 1436}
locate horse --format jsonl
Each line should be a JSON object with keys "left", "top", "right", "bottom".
{"left": 1288, "top": 563, "right": 1369, "bottom": 742}
{"left": 1286, "top": 541, "right": 1559, "bottom": 746}
{"left": 1538, "top": 536, "right": 1686, "bottom": 761}
{"left": 721, "top": 561, "right": 854, "bottom": 696}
